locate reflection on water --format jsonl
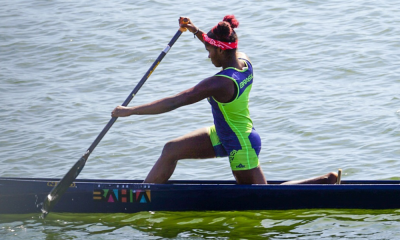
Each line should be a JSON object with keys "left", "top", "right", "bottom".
{"left": 2, "top": 210, "right": 400, "bottom": 239}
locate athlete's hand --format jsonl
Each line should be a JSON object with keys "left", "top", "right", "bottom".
{"left": 179, "top": 16, "right": 198, "bottom": 33}
{"left": 112, "top": 106, "right": 132, "bottom": 117}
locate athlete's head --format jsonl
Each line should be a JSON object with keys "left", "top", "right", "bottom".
{"left": 204, "top": 15, "right": 239, "bottom": 67}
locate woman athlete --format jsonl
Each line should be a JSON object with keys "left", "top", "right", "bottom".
{"left": 112, "top": 15, "right": 337, "bottom": 184}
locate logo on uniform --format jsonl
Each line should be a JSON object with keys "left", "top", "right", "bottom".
{"left": 229, "top": 150, "right": 238, "bottom": 162}
{"left": 236, "top": 163, "right": 246, "bottom": 169}
{"left": 240, "top": 74, "right": 253, "bottom": 88}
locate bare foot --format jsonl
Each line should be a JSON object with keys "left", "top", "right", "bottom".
{"left": 281, "top": 171, "right": 338, "bottom": 185}
{"left": 326, "top": 171, "right": 338, "bottom": 184}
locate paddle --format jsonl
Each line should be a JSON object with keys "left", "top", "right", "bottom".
{"left": 41, "top": 18, "right": 189, "bottom": 218}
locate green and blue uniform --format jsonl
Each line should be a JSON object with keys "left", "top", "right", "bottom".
{"left": 208, "top": 58, "right": 261, "bottom": 171}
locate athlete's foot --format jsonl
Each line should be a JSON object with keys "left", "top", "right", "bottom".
{"left": 281, "top": 171, "right": 338, "bottom": 185}
{"left": 326, "top": 171, "right": 338, "bottom": 184}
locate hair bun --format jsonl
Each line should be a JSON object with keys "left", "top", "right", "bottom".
{"left": 209, "top": 15, "right": 239, "bottom": 42}
{"left": 223, "top": 15, "right": 239, "bottom": 29}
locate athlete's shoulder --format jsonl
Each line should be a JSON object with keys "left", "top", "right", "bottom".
{"left": 236, "top": 52, "right": 251, "bottom": 62}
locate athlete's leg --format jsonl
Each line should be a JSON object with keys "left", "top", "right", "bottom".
{"left": 232, "top": 165, "right": 267, "bottom": 184}
{"left": 280, "top": 172, "right": 338, "bottom": 185}
{"left": 144, "top": 127, "right": 215, "bottom": 183}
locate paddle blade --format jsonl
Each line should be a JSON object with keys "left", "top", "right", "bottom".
{"left": 41, "top": 155, "right": 87, "bottom": 218}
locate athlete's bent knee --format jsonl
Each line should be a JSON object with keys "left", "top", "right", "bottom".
{"left": 160, "top": 141, "right": 180, "bottom": 161}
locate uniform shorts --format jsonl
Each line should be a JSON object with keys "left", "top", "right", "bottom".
{"left": 208, "top": 125, "right": 261, "bottom": 171}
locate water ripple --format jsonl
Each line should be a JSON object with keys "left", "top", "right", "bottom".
{"left": 1, "top": 0, "right": 400, "bottom": 238}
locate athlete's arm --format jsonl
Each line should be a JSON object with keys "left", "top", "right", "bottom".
{"left": 111, "top": 76, "right": 235, "bottom": 117}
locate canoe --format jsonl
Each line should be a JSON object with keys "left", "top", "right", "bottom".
{"left": 1, "top": 177, "right": 400, "bottom": 214}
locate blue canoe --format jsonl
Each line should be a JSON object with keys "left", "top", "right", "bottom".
{"left": 1, "top": 177, "right": 400, "bottom": 214}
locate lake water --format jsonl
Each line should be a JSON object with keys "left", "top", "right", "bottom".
{"left": 1, "top": 0, "right": 399, "bottom": 239}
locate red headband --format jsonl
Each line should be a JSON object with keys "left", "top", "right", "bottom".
{"left": 202, "top": 33, "right": 238, "bottom": 50}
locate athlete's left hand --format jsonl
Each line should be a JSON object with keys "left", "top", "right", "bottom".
{"left": 179, "top": 16, "right": 198, "bottom": 33}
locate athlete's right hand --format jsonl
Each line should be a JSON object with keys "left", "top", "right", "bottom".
{"left": 112, "top": 106, "right": 133, "bottom": 118}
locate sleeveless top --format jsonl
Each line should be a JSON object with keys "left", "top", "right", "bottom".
{"left": 207, "top": 58, "right": 261, "bottom": 169}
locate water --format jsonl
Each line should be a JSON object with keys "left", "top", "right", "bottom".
{"left": 1, "top": 0, "right": 399, "bottom": 239}
{"left": 2, "top": 210, "right": 400, "bottom": 239}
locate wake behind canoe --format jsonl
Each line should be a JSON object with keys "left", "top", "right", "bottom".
{"left": 1, "top": 177, "right": 400, "bottom": 214}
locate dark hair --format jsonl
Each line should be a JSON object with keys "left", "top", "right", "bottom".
{"left": 207, "top": 15, "right": 239, "bottom": 42}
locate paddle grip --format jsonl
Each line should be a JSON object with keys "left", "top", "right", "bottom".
{"left": 179, "top": 17, "right": 189, "bottom": 32}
